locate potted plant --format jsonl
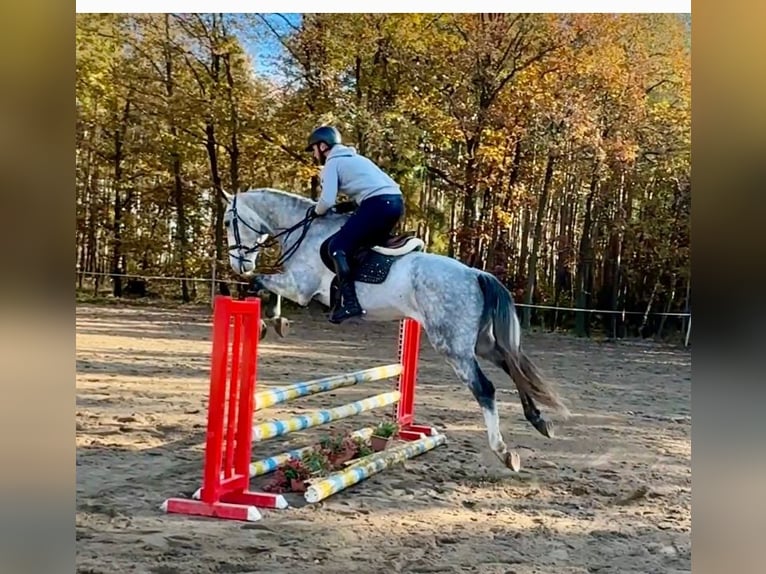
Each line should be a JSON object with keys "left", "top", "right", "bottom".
{"left": 283, "top": 458, "right": 312, "bottom": 493}
{"left": 353, "top": 436, "right": 374, "bottom": 459}
{"left": 370, "top": 421, "right": 399, "bottom": 452}
{"left": 263, "top": 458, "right": 313, "bottom": 494}
{"left": 317, "top": 433, "right": 359, "bottom": 467}
{"left": 302, "top": 449, "right": 332, "bottom": 476}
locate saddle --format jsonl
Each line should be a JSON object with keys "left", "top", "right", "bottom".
{"left": 319, "top": 231, "right": 425, "bottom": 292}
{"left": 366, "top": 231, "right": 425, "bottom": 257}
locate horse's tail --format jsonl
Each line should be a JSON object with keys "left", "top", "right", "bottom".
{"left": 476, "top": 272, "right": 570, "bottom": 418}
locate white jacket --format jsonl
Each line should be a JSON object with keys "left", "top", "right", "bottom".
{"left": 316, "top": 144, "right": 401, "bottom": 214}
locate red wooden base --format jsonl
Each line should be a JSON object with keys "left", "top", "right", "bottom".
{"left": 195, "top": 489, "right": 289, "bottom": 510}
{"left": 163, "top": 489, "right": 288, "bottom": 522}
{"left": 162, "top": 498, "right": 263, "bottom": 522}
{"left": 399, "top": 424, "right": 437, "bottom": 441}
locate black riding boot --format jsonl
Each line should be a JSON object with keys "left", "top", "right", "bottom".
{"left": 329, "top": 250, "right": 365, "bottom": 324}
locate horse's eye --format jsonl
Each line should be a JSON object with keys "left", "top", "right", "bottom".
{"left": 224, "top": 220, "right": 230, "bottom": 228}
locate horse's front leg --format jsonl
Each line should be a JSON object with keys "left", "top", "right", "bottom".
{"left": 247, "top": 272, "right": 314, "bottom": 338}
{"left": 242, "top": 278, "right": 276, "bottom": 340}
{"left": 254, "top": 291, "right": 288, "bottom": 339}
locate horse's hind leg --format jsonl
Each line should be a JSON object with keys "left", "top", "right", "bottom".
{"left": 443, "top": 352, "right": 521, "bottom": 472}
{"left": 518, "top": 389, "right": 555, "bottom": 438}
{"left": 483, "top": 349, "right": 555, "bottom": 439}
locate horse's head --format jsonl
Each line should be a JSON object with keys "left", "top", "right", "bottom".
{"left": 222, "top": 190, "right": 271, "bottom": 276}
{"left": 222, "top": 187, "right": 330, "bottom": 277}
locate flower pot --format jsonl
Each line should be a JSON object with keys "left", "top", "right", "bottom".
{"left": 370, "top": 435, "right": 391, "bottom": 452}
{"left": 329, "top": 447, "right": 356, "bottom": 467}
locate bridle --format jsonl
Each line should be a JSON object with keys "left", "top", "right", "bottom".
{"left": 227, "top": 194, "right": 317, "bottom": 273}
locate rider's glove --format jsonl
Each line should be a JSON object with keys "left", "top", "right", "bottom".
{"left": 333, "top": 201, "right": 356, "bottom": 214}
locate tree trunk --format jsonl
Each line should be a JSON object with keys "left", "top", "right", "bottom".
{"left": 110, "top": 99, "right": 131, "bottom": 298}
{"left": 523, "top": 152, "right": 556, "bottom": 328}
{"left": 84, "top": 164, "right": 99, "bottom": 288}
{"left": 219, "top": 42, "right": 240, "bottom": 297}
{"left": 640, "top": 282, "right": 659, "bottom": 338}
{"left": 164, "top": 14, "right": 190, "bottom": 302}
{"left": 657, "top": 274, "right": 677, "bottom": 339}
{"left": 448, "top": 191, "right": 458, "bottom": 258}
{"left": 681, "top": 276, "right": 691, "bottom": 340}
{"left": 518, "top": 205, "right": 531, "bottom": 287}
{"left": 354, "top": 53, "right": 365, "bottom": 155}
{"left": 603, "top": 170, "right": 626, "bottom": 339}
{"left": 424, "top": 174, "right": 434, "bottom": 248}
{"left": 503, "top": 140, "right": 523, "bottom": 213}
{"left": 575, "top": 164, "right": 600, "bottom": 337}
{"left": 205, "top": 121, "right": 229, "bottom": 296}
{"left": 461, "top": 135, "right": 480, "bottom": 261}
{"left": 475, "top": 185, "right": 493, "bottom": 270}
{"left": 222, "top": 51, "right": 241, "bottom": 192}
{"left": 417, "top": 169, "right": 428, "bottom": 241}
{"left": 499, "top": 139, "right": 523, "bottom": 278}
{"left": 171, "top": 154, "right": 190, "bottom": 302}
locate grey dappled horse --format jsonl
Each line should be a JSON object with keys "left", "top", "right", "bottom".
{"left": 222, "top": 188, "right": 569, "bottom": 471}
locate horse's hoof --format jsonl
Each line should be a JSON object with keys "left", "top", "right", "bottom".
{"left": 504, "top": 450, "right": 521, "bottom": 472}
{"left": 533, "top": 418, "right": 555, "bottom": 439}
{"left": 259, "top": 320, "right": 268, "bottom": 341}
{"left": 273, "top": 317, "right": 290, "bottom": 338}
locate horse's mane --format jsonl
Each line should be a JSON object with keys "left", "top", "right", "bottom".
{"left": 241, "top": 186, "right": 349, "bottom": 226}
{"left": 244, "top": 187, "right": 315, "bottom": 211}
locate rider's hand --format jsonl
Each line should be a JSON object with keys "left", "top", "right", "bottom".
{"left": 310, "top": 204, "right": 329, "bottom": 218}
{"left": 334, "top": 200, "right": 356, "bottom": 214}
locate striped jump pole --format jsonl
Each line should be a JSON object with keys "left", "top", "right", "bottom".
{"left": 253, "top": 391, "right": 400, "bottom": 441}
{"left": 304, "top": 433, "right": 448, "bottom": 504}
{"left": 254, "top": 363, "right": 402, "bottom": 411}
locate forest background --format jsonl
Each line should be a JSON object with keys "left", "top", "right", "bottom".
{"left": 75, "top": 13, "right": 691, "bottom": 340}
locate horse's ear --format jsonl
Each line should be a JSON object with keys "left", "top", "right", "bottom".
{"left": 219, "top": 189, "right": 234, "bottom": 204}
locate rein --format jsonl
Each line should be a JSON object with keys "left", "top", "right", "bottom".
{"left": 269, "top": 206, "right": 316, "bottom": 267}
{"left": 228, "top": 195, "right": 317, "bottom": 270}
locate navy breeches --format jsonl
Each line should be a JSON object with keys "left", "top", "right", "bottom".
{"left": 328, "top": 194, "right": 404, "bottom": 255}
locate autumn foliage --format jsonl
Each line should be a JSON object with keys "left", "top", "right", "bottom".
{"left": 75, "top": 13, "right": 691, "bottom": 339}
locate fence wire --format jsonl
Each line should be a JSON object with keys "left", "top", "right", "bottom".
{"left": 76, "top": 269, "right": 691, "bottom": 319}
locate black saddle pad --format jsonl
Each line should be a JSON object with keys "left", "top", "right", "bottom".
{"left": 319, "top": 237, "right": 398, "bottom": 285}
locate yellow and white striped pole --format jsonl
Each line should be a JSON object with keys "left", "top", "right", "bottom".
{"left": 303, "top": 433, "right": 448, "bottom": 504}
{"left": 254, "top": 364, "right": 402, "bottom": 411}
{"left": 252, "top": 391, "right": 400, "bottom": 441}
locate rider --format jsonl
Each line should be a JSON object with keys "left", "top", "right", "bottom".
{"left": 305, "top": 125, "right": 405, "bottom": 324}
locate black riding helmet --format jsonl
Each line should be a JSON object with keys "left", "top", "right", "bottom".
{"left": 305, "top": 125, "right": 342, "bottom": 151}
